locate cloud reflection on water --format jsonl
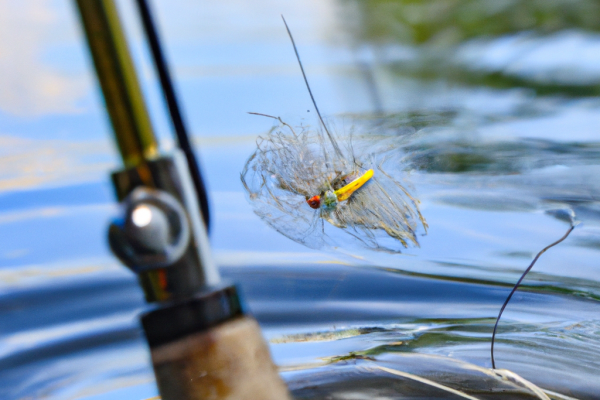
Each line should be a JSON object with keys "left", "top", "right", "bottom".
{"left": 0, "top": 0, "right": 89, "bottom": 116}
{"left": 0, "top": 135, "right": 114, "bottom": 191}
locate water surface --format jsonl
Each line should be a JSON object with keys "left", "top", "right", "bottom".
{"left": 1, "top": 1, "right": 600, "bottom": 399}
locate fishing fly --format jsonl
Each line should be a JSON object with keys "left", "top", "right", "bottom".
{"left": 241, "top": 16, "right": 427, "bottom": 252}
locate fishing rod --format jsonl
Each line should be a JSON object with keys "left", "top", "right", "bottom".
{"left": 74, "top": 1, "right": 290, "bottom": 399}
{"left": 134, "top": 0, "right": 211, "bottom": 232}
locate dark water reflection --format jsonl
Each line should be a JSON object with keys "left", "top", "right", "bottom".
{"left": 1, "top": 0, "right": 600, "bottom": 399}
{"left": 2, "top": 261, "right": 599, "bottom": 398}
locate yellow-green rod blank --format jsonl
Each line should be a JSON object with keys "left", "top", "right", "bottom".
{"left": 75, "top": 0, "right": 158, "bottom": 168}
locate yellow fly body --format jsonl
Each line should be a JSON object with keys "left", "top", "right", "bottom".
{"left": 335, "top": 169, "right": 374, "bottom": 202}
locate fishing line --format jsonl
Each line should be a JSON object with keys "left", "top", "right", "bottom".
{"left": 491, "top": 223, "right": 575, "bottom": 369}
{"left": 281, "top": 15, "right": 344, "bottom": 159}
{"left": 135, "top": 0, "right": 211, "bottom": 231}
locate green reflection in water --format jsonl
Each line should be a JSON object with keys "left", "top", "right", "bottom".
{"left": 340, "top": 0, "right": 600, "bottom": 96}
{"left": 344, "top": 0, "right": 600, "bottom": 46}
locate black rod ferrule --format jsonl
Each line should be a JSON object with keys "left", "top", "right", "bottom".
{"left": 142, "top": 284, "right": 244, "bottom": 348}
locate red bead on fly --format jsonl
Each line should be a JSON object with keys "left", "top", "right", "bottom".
{"left": 306, "top": 195, "right": 321, "bottom": 209}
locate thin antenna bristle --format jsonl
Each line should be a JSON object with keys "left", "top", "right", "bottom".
{"left": 248, "top": 111, "right": 278, "bottom": 119}
{"left": 248, "top": 111, "right": 299, "bottom": 137}
{"left": 281, "top": 15, "right": 343, "bottom": 158}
